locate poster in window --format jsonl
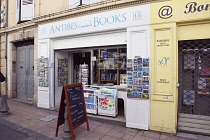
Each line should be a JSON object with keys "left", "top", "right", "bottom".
{"left": 184, "top": 54, "right": 195, "bottom": 69}
{"left": 183, "top": 90, "right": 195, "bottom": 105}
{"left": 198, "top": 77, "right": 209, "bottom": 95}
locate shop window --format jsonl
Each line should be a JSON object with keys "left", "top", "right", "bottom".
{"left": 93, "top": 48, "right": 127, "bottom": 86}
{"left": 16, "top": 0, "right": 34, "bottom": 23}
{"left": 72, "top": 47, "right": 126, "bottom": 86}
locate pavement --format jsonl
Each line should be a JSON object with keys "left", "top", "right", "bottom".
{"left": 0, "top": 99, "right": 210, "bottom": 140}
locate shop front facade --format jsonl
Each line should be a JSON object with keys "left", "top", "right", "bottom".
{"left": 37, "top": 0, "right": 210, "bottom": 134}
{"left": 2, "top": 0, "right": 208, "bottom": 135}
{"left": 37, "top": 4, "right": 151, "bottom": 130}
{"left": 150, "top": 0, "right": 210, "bottom": 135}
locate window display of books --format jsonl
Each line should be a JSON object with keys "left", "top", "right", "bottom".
{"left": 127, "top": 57, "right": 150, "bottom": 99}
{"left": 97, "top": 48, "right": 127, "bottom": 85}
{"left": 57, "top": 58, "right": 68, "bottom": 86}
{"left": 37, "top": 56, "right": 48, "bottom": 87}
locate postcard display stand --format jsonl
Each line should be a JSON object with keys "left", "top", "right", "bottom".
{"left": 77, "top": 64, "right": 89, "bottom": 85}
{"left": 83, "top": 85, "right": 100, "bottom": 114}
{"left": 127, "top": 57, "right": 150, "bottom": 99}
{"left": 57, "top": 58, "right": 68, "bottom": 86}
{"left": 37, "top": 56, "right": 49, "bottom": 87}
{"left": 98, "top": 88, "right": 118, "bottom": 117}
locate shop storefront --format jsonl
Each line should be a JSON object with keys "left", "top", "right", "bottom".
{"left": 150, "top": 0, "right": 210, "bottom": 135}
{"left": 38, "top": 4, "right": 150, "bottom": 130}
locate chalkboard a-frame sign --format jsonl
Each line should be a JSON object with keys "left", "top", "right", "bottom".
{"left": 56, "top": 83, "right": 90, "bottom": 140}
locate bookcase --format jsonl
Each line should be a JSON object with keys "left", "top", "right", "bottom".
{"left": 97, "top": 48, "right": 126, "bottom": 85}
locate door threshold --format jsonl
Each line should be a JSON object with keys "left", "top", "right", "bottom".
{"left": 11, "top": 98, "right": 33, "bottom": 105}
{"left": 87, "top": 113, "right": 126, "bottom": 127}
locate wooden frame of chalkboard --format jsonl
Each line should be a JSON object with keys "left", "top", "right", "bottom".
{"left": 56, "top": 83, "right": 90, "bottom": 140}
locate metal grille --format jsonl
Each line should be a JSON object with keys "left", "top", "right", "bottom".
{"left": 178, "top": 39, "right": 210, "bottom": 116}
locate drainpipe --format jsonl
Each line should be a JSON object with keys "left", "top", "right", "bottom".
{"left": 5, "top": 0, "right": 8, "bottom": 91}
{"left": 0, "top": 0, "right": 9, "bottom": 113}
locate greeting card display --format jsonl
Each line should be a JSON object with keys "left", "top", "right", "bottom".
{"left": 37, "top": 56, "right": 48, "bottom": 87}
{"left": 77, "top": 64, "right": 89, "bottom": 85}
{"left": 57, "top": 58, "right": 68, "bottom": 86}
{"left": 127, "top": 57, "right": 150, "bottom": 99}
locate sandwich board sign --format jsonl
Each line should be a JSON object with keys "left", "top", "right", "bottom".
{"left": 56, "top": 83, "right": 89, "bottom": 140}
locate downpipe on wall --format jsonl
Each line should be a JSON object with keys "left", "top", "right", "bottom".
{"left": 0, "top": 0, "right": 9, "bottom": 113}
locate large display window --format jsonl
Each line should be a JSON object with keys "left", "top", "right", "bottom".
{"left": 95, "top": 47, "right": 127, "bottom": 86}
{"left": 72, "top": 46, "right": 127, "bottom": 86}
{"left": 69, "top": 46, "right": 127, "bottom": 119}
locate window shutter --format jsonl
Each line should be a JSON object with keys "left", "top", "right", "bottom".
{"left": 16, "top": 0, "right": 21, "bottom": 23}
{"left": 1, "top": 4, "right": 5, "bottom": 28}
{"left": 82, "top": 0, "right": 102, "bottom": 5}
{"left": 69, "top": 0, "right": 80, "bottom": 9}
{"left": 20, "top": 0, "right": 34, "bottom": 21}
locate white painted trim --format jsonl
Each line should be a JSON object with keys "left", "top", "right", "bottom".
{"left": 126, "top": 123, "right": 149, "bottom": 130}
{"left": 37, "top": 103, "right": 50, "bottom": 108}
{"left": 37, "top": 39, "right": 52, "bottom": 108}
{"left": 126, "top": 25, "right": 151, "bottom": 130}
{"left": 53, "top": 30, "right": 126, "bottom": 50}
{"left": 37, "top": 87, "right": 50, "bottom": 108}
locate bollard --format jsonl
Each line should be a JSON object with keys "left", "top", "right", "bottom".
{"left": 0, "top": 95, "right": 9, "bottom": 113}
{"left": 62, "top": 100, "right": 72, "bottom": 140}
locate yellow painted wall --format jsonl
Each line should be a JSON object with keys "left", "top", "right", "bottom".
{"left": 35, "top": 0, "right": 68, "bottom": 17}
{"left": 151, "top": 0, "right": 210, "bottom": 24}
{"left": 150, "top": 0, "right": 210, "bottom": 134}
{"left": 7, "top": 0, "right": 16, "bottom": 27}
{"left": 178, "top": 22, "right": 210, "bottom": 40}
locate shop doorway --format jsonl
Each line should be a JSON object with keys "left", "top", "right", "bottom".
{"left": 73, "top": 52, "right": 91, "bottom": 85}
{"left": 71, "top": 48, "right": 125, "bottom": 120}
{"left": 16, "top": 43, "right": 34, "bottom": 101}
{"left": 178, "top": 39, "right": 210, "bottom": 135}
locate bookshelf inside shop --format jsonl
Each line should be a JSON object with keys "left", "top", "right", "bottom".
{"left": 97, "top": 48, "right": 126, "bottom": 85}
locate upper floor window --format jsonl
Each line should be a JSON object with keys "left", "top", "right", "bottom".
{"left": 17, "top": 0, "right": 34, "bottom": 23}
{"left": 69, "top": 0, "right": 102, "bottom": 9}
{"left": 1, "top": 4, "right": 5, "bottom": 28}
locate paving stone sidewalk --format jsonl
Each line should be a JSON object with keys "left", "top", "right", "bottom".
{"left": 0, "top": 99, "right": 209, "bottom": 140}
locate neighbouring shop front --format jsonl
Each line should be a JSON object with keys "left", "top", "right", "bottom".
{"left": 150, "top": 0, "right": 210, "bottom": 135}
{"left": 37, "top": 4, "right": 151, "bottom": 130}
{"left": 178, "top": 39, "right": 210, "bottom": 134}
